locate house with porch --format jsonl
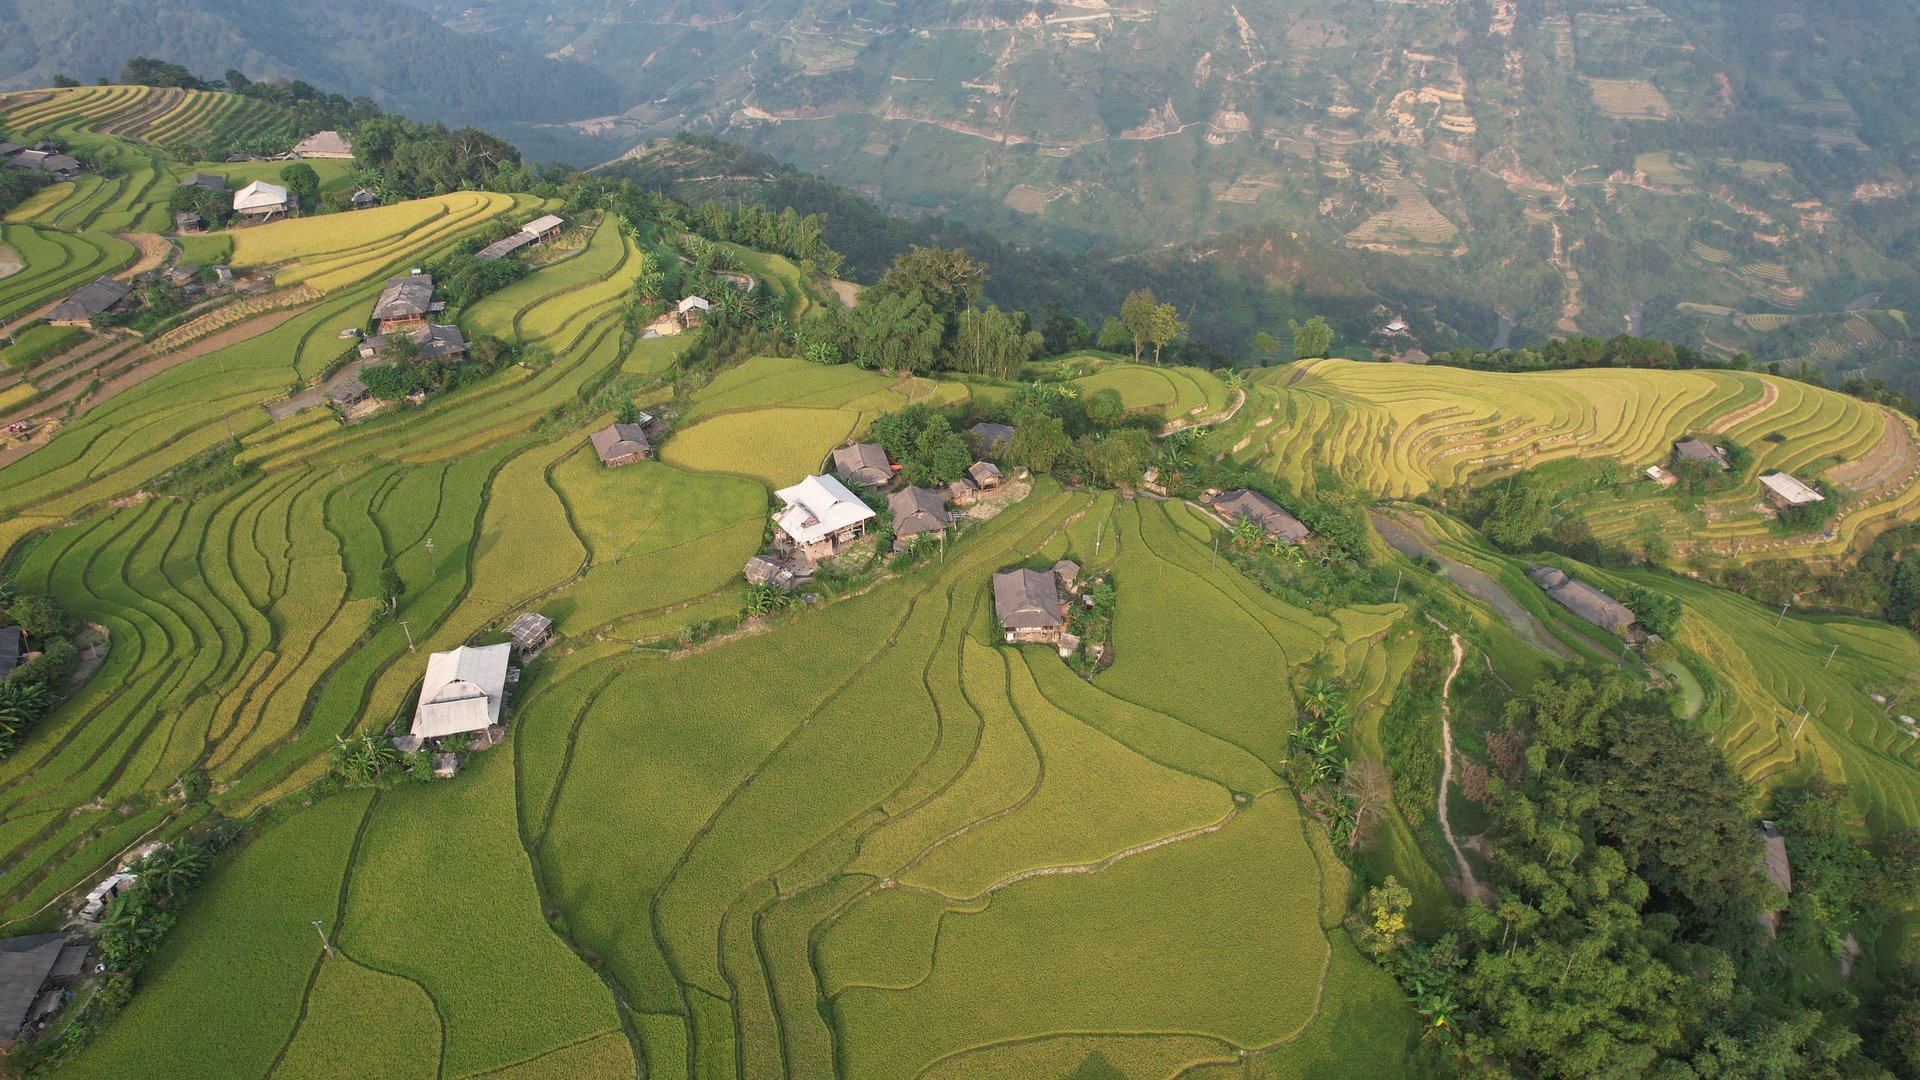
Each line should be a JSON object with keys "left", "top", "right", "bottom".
{"left": 832, "top": 442, "right": 894, "bottom": 488}
{"left": 772, "top": 474, "right": 875, "bottom": 561}
{"left": 232, "top": 180, "right": 292, "bottom": 221}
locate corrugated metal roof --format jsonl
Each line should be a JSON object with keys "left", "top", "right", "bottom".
{"left": 993, "top": 568, "right": 1063, "bottom": 630}
{"left": 773, "top": 475, "right": 875, "bottom": 545}
{"left": 412, "top": 644, "right": 510, "bottom": 738}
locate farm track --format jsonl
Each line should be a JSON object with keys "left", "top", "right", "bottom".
{"left": 1429, "top": 627, "right": 1491, "bottom": 904}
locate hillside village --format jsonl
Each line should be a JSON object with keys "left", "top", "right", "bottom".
{"left": 0, "top": 75, "right": 1914, "bottom": 1080}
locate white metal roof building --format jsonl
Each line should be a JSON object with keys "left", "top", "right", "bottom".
{"left": 773, "top": 474, "right": 875, "bottom": 547}
{"left": 411, "top": 643, "right": 511, "bottom": 739}
{"left": 232, "top": 179, "right": 289, "bottom": 213}
{"left": 521, "top": 214, "right": 565, "bottom": 237}
{"left": 1760, "top": 472, "right": 1823, "bottom": 507}
{"left": 678, "top": 295, "right": 712, "bottom": 313}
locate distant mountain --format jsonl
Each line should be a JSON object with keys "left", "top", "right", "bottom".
{"left": 425, "top": 0, "right": 1920, "bottom": 381}
{"left": 0, "top": 0, "right": 622, "bottom": 125}
{"left": 13, "top": 0, "right": 1920, "bottom": 384}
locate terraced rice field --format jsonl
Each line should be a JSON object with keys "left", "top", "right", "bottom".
{"left": 662, "top": 355, "right": 980, "bottom": 488}
{"left": 1238, "top": 359, "right": 1920, "bottom": 562}
{"left": 1071, "top": 361, "right": 1231, "bottom": 417}
{"left": 1386, "top": 511, "right": 1920, "bottom": 831}
{"left": 229, "top": 191, "right": 522, "bottom": 292}
{"left": 0, "top": 223, "right": 137, "bottom": 323}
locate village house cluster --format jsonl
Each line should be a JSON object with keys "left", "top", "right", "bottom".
{"left": 744, "top": 421, "right": 1021, "bottom": 592}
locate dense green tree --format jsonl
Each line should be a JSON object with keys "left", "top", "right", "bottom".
{"left": 1040, "top": 302, "right": 1091, "bottom": 355}
{"left": 1481, "top": 472, "right": 1556, "bottom": 552}
{"left": 1119, "top": 288, "right": 1157, "bottom": 363}
{"left": 1096, "top": 316, "right": 1131, "bottom": 352}
{"left": 1253, "top": 330, "right": 1282, "bottom": 364}
{"left": 1085, "top": 387, "right": 1126, "bottom": 429}
{"left": 1588, "top": 708, "right": 1762, "bottom": 943}
{"left": 1008, "top": 408, "right": 1070, "bottom": 473}
{"left": 1084, "top": 429, "right": 1153, "bottom": 486}
{"left": 7, "top": 594, "right": 67, "bottom": 640}
{"left": 1288, "top": 315, "right": 1333, "bottom": 360}
{"left": 278, "top": 162, "right": 320, "bottom": 209}
{"left": 949, "top": 305, "right": 1040, "bottom": 378}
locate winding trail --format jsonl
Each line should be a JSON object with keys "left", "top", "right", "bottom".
{"left": 1433, "top": 627, "right": 1493, "bottom": 904}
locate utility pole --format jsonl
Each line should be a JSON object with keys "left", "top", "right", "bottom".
{"left": 334, "top": 465, "right": 348, "bottom": 494}
{"left": 1392, "top": 569, "right": 1403, "bottom": 603}
{"left": 1791, "top": 710, "right": 1809, "bottom": 741}
{"left": 312, "top": 920, "right": 334, "bottom": 957}
{"left": 424, "top": 537, "right": 436, "bottom": 577}
{"left": 399, "top": 620, "right": 415, "bottom": 654}
{"left": 1824, "top": 644, "right": 1838, "bottom": 670}
{"left": 1775, "top": 601, "right": 1788, "bottom": 628}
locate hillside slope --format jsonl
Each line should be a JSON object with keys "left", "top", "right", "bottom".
{"left": 0, "top": 0, "right": 620, "bottom": 124}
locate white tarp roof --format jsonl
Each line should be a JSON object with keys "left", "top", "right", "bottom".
{"left": 678, "top": 295, "right": 712, "bottom": 313}
{"left": 773, "top": 474, "right": 875, "bottom": 545}
{"left": 233, "top": 180, "right": 288, "bottom": 211}
{"left": 1760, "top": 472, "right": 1823, "bottom": 505}
{"left": 411, "top": 643, "right": 510, "bottom": 738}
{"left": 520, "top": 214, "right": 564, "bottom": 236}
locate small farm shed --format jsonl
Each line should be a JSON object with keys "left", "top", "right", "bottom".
{"left": 1674, "top": 438, "right": 1729, "bottom": 471}
{"left": 329, "top": 378, "right": 369, "bottom": 406}
{"left": 182, "top": 171, "right": 226, "bottom": 193}
{"left": 0, "top": 934, "right": 69, "bottom": 1042}
{"left": 79, "top": 874, "right": 136, "bottom": 922}
{"left": 475, "top": 232, "right": 533, "bottom": 261}
{"left": 832, "top": 443, "right": 894, "bottom": 488}
{"left": 411, "top": 643, "right": 511, "bottom": 740}
{"left": 1754, "top": 820, "right": 1793, "bottom": 937}
{"left": 173, "top": 210, "right": 205, "bottom": 233}
{"left": 744, "top": 555, "right": 798, "bottom": 591}
{"left": 504, "top": 612, "right": 553, "bottom": 657}
{"left": 348, "top": 187, "right": 379, "bottom": 209}
{"left": 589, "top": 422, "right": 653, "bottom": 466}
{"left": 948, "top": 478, "right": 978, "bottom": 506}
{"left": 969, "top": 422, "right": 1015, "bottom": 455}
{"left": 1053, "top": 559, "right": 1080, "bottom": 588}
{"left": 0, "top": 626, "right": 19, "bottom": 679}
{"left": 1645, "top": 465, "right": 1677, "bottom": 488}
{"left": 1528, "top": 566, "right": 1636, "bottom": 634}
{"left": 371, "top": 275, "right": 443, "bottom": 331}
{"left": 1760, "top": 473, "right": 1823, "bottom": 510}
{"left": 521, "top": 214, "right": 565, "bottom": 243}
{"left": 773, "top": 474, "right": 875, "bottom": 561}
{"left": 232, "top": 180, "right": 291, "bottom": 219}
{"left": 162, "top": 264, "right": 198, "bottom": 287}
{"left": 968, "top": 461, "right": 1003, "bottom": 491}
{"left": 0, "top": 143, "right": 19, "bottom": 159}
{"left": 993, "top": 568, "right": 1067, "bottom": 643}
{"left": 44, "top": 277, "right": 131, "bottom": 327}
{"left": 1212, "top": 489, "right": 1309, "bottom": 543}
{"left": 290, "top": 130, "right": 354, "bottom": 159}
{"left": 677, "top": 296, "right": 711, "bottom": 328}
{"left": 47, "top": 944, "right": 88, "bottom": 987}
{"left": 432, "top": 753, "right": 461, "bottom": 779}
{"left": 888, "top": 486, "right": 952, "bottom": 543}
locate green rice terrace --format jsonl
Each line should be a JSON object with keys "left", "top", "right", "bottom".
{"left": 0, "top": 86, "right": 1915, "bottom": 1079}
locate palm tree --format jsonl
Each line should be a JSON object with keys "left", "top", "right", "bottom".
{"left": 137, "top": 844, "right": 211, "bottom": 900}
{"left": 1299, "top": 678, "right": 1337, "bottom": 720}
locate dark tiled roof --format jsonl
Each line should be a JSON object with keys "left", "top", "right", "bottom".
{"left": 372, "top": 276, "right": 437, "bottom": 322}
{"left": 589, "top": 422, "right": 652, "bottom": 463}
{"left": 475, "top": 232, "right": 533, "bottom": 261}
{"left": 887, "top": 486, "right": 951, "bottom": 537}
{"left": 1214, "top": 489, "right": 1309, "bottom": 543}
{"left": 832, "top": 443, "right": 893, "bottom": 487}
{"left": 183, "top": 172, "right": 226, "bottom": 192}
{"left": 993, "top": 568, "right": 1063, "bottom": 630}
{"left": 0, "top": 934, "right": 67, "bottom": 1036}
{"left": 1527, "top": 565, "right": 1636, "bottom": 632}
{"left": 969, "top": 422, "right": 1015, "bottom": 452}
